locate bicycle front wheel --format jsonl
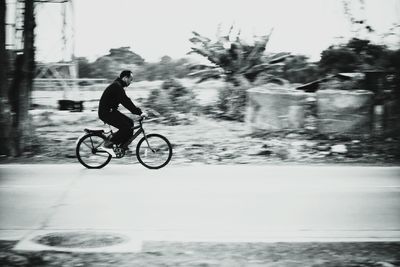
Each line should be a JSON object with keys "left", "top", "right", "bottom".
{"left": 136, "top": 134, "right": 172, "bottom": 169}
{"left": 76, "top": 134, "right": 111, "bottom": 169}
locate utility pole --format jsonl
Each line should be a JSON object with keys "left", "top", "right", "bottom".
{"left": 34, "top": 0, "right": 79, "bottom": 110}
{"left": 9, "top": 0, "right": 78, "bottom": 106}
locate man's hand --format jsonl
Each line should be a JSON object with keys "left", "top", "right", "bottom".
{"left": 140, "top": 112, "right": 148, "bottom": 118}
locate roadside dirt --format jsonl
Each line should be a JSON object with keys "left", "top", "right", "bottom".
{"left": 1, "top": 240, "right": 399, "bottom": 266}
{"left": 1, "top": 110, "right": 399, "bottom": 166}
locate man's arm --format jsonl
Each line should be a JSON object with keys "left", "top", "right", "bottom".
{"left": 120, "top": 89, "right": 142, "bottom": 115}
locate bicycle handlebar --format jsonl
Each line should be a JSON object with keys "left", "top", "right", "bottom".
{"left": 138, "top": 115, "right": 159, "bottom": 123}
{"left": 138, "top": 109, "right": 160, "bottom": 123}
{"left": 138, "top": 117, "right": 158, "bottom": 123}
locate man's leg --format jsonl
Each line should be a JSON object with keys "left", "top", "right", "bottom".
{"left": 103, "top": 111, "right": 133, "bottom": 145}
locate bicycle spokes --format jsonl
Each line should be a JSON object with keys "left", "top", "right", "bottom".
{"left": 76, "top": 134, "right": 111, "bottom": 168}
{"left": 136, "top": 134, "right": 172, "bottom": 169}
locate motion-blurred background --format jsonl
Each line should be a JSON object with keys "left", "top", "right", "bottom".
{"left": 0, "top": 0, "right": 399, "bottom": 165}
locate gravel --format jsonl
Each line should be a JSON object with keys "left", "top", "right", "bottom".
{"left": 1, "top": 241, "right": 400, "bottom": 266}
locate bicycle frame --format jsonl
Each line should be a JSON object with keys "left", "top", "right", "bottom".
{"left": 118, "top": 119, "right": 155, "bottom": 152}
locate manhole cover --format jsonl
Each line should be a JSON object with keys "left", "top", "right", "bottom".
{"left": 32, "top": 232, "right": 129, "bottom": 249}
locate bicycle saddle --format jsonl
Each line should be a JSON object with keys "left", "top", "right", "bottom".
{"left": 84, "top": 129, "right": 105, "bottom": 134}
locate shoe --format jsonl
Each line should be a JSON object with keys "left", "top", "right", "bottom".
{"left": 97, "top": 146, "right": 116, "bottom": 157}
{"left": 104, "top": 140, "right": 114, "bottom": 148}
{"left": 119, "top": 143, "right": 129, "bottom": 151}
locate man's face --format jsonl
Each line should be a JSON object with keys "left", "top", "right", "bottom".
{"left": 124, "top": 74, "right": 134, "bottom": 86}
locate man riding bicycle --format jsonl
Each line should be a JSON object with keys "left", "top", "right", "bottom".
{"left": 98, "top": 70, "right": 147, "bottom": 155}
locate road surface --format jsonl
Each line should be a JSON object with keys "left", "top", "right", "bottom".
{"left": 0, "top": 164, "right": 399, "bottom": 252}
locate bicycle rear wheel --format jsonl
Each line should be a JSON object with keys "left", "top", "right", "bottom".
{"left": 136, "top": 134, "right": 172, "bottom": 169}
{"left": 76, "top": 134, "right": 111, "bottom": 169}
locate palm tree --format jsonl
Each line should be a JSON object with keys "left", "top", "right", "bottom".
{"left": 188, "top": 26, "right": 290, "bottom": 86}
{"left": 187, "top": 26, "right": 290, "bottom": 120}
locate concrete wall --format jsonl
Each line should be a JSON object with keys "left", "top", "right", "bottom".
{"left": 246, "top": 86, "right": 309, "bottom": 131}
{"left": 316, "top": 89, "right": 374, "bottom": 136}
{"left": 384, "top": 99, "right": 400, "bottom": 136}
{"left": 246, "top": 87, "right": 376, "bottom": 136}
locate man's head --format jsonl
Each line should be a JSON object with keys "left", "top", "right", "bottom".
{"left": 119, "top": 70, "right": 134, "bottom": 86}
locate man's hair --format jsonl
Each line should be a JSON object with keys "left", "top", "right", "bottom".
{"left": 119, "top": 70, "right": 132, "bottom": 79}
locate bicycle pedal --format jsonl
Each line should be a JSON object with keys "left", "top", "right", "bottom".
{"left": 114, "top": 147, "right": 126, "bottom": 158}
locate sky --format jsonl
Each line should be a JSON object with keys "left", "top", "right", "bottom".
{"left": 9, "top": 0, "right": 400, "bottom": 63}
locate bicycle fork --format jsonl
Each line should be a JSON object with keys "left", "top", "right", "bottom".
{"left": 123, "top": 127, "right": 156, "bottom": 153}
{"left": 141, "top": 128, "right": 156, "bottom": 153}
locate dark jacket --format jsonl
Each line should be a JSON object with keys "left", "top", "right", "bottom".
{"left": 98, "top": 78, "right": 142, "bottom": 118}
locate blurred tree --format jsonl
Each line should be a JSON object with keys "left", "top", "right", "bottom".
{"left": 1, "top": 0, "right": 36, "bottom": 156}
{"left": 137, "top": 63, "right": 157, "bottom": 81}
{"left": 160, "top": 55, "right": 172, "bottom": 64}
{"left": 15, "top": 0, "right": 35, "bottom": 156}
{"left": 281, "top": 55, "right": 320, "bottom": 84}
{"left": 88, "top": 47, "right": 145, "bottom": 79}
{"left": 89, "top": 57, "right": 120, "bottom": 79}
{"left": 325, "top": 1, "right": 397, "bottom": 73}
{"left": 0, "top": 0, "right": 13, "bottom": 155}
{"left": 384, "top": 49, "right": 400, "bottom": 72}
{"left": 187, "top": 28, "right": 290, "bottom": 85}
{"left": 174, "top": 58, "right": 191, "bottom": 78}
{"left": 132, "top": 57, "right": 191, "bottom": 81}
{"left": 158, "top": 55, "right": 173, "bottom": 79}
{"left": 79, "top": 47, "right": 191, "bottom": 81}
{"left": 319, "top": 46, "right": 359, "bottom": 74}
{"left": 108, "top": 47, "right": 145, "bottom": 65}
{"left": 347, "top": 38, "right": 388, "bottom": 68}
{"left": 319, "top": 38, "right": 395, "bottom": 75}
{"left": 347, "top": 38, "right": 373, "bottom": 54}
{"left": 76, "top": 56, "right": 92, "bottom": 78}
{"left": 145, "top": 78, "right": 197, "bottom": 124}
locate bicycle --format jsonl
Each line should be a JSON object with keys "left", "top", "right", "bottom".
{"left": 76, "top": 116, "right": 172, "bottom": 169}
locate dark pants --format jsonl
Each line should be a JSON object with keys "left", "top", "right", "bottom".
{"left": 100, "top": 110, "right": 133, "bottom": 145}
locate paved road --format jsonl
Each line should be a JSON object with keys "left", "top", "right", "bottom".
{"left": 0, "top": 164, "right": 399, "bottom": 251}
